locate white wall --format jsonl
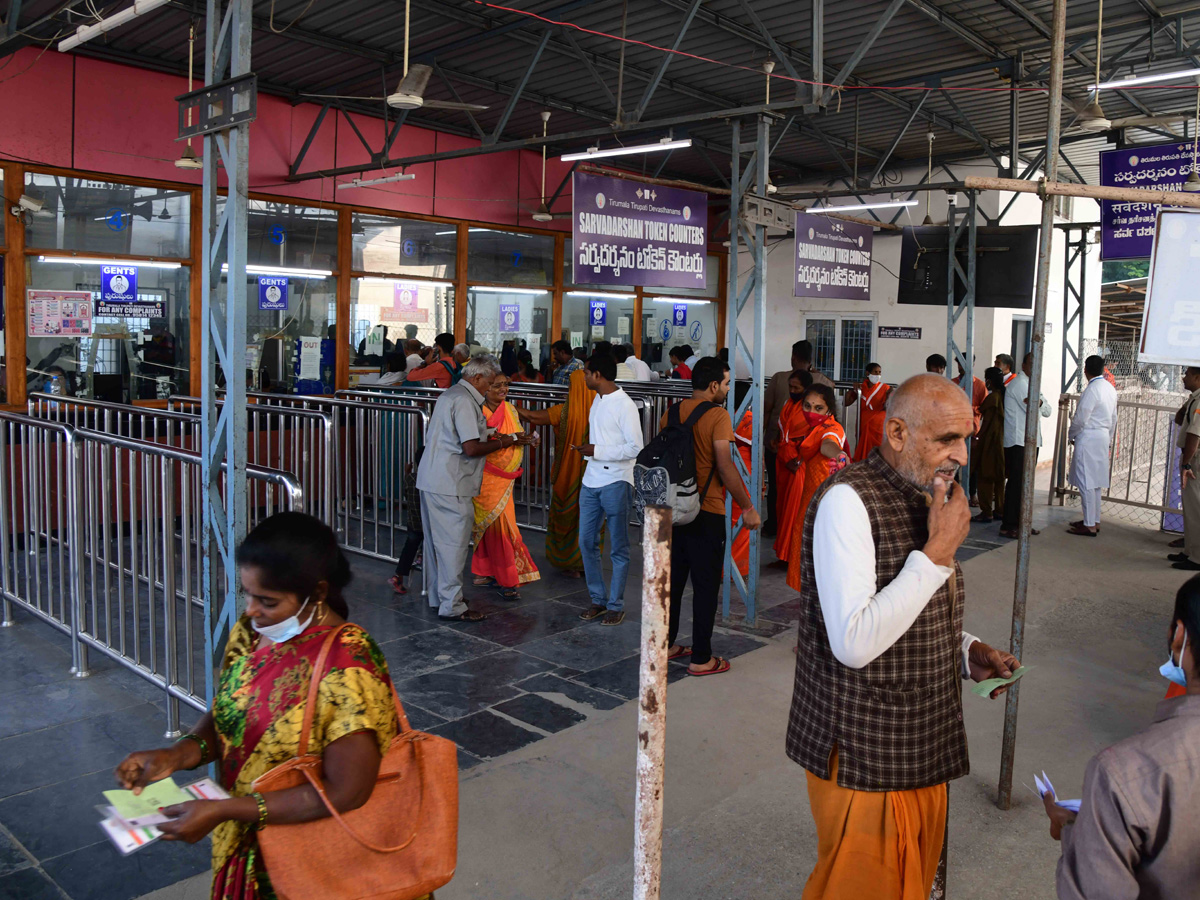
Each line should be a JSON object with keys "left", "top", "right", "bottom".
{"left": 733, "top": 159, "right": 1103, "bottom": 453}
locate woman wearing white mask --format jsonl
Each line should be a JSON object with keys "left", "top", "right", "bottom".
{"left": 1043, "top": 574, "right": 1200, "bottom": 899}
{"left": 114, "top": 513, "right": 424, "bottom": 900}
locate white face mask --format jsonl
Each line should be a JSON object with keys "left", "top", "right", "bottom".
{"left": 867, "top": 374, "right": 882, "bottom": 385}
{"left": 253, "top": 596, "right": 315, "bottom": 644}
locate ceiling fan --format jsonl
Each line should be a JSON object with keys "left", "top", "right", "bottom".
{"left": 521, "top": 112, "right": 570, "bottom": 222}
{"left": 386, "top": 0, "right": 489, "bottom": 111}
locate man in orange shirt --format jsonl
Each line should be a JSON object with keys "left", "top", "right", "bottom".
{"left": 846, "top": 362, "right": 889, "bottom": 462}
{"left": 405, "top": 332, "right": 461, "bottom": 388}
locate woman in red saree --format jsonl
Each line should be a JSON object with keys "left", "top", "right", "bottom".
{"left": 773, "top": 371, "right": 813, "bottom": 562}
{"left": 850, "top": 362, "right": 890, "bottom": 461}
{"left": 787, "top": 384, "right": 849, "bottom": 592}
{"left": 472, "top": 374, "right": 541, "bottom": 599}
{"left": 114, "top": 513, "right": 413, "bottom": 900}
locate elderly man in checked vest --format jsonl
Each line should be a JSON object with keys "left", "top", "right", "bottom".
{"left": 787, "top": 374, "right": 1021, "bottom": 900}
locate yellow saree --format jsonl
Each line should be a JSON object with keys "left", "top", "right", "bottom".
{"left": 544, "top": 368, "right": 596, "bottom": 572}
{"left": 471, "top": 401, "right": 540, "bottom": 587}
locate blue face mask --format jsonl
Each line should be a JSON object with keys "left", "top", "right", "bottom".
{"left": 253, "top": 596, "right": 315, "bottom": 644}
{"left": 1160, "top": 631, "right": 1189, "bottom": 688}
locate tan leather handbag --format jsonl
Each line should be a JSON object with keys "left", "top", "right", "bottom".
{"left": 252, "top": 624, "right": 459, "bottom": 900}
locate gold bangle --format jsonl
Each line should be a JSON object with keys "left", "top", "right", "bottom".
{"left": 177, "top": 733, "right": 209, "bottom": 769}
{"left": 252, "top": 792, "right": 268, "bottom": 830}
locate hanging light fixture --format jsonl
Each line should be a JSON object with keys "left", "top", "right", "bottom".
{"left": 532, "top": 111, "right": 555, "bottom": 221}
{"left": 175, "top": 24, "right": 203, "bottom": 170}
{"left": 923, "top": 130, "right": 935, "bottom": 225}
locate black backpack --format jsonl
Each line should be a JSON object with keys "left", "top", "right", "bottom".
{"left": 633, "top": 401, "right": 719, "bottom": 525}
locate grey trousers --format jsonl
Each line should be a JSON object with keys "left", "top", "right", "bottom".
{"left": 1185, "top": 473, "right": 1200, "bottom": 562}
{"left": 420, "top": 491, "right": 474, "bottom": 618}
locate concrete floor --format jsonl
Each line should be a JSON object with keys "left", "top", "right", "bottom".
{"left": 132, "top": 492, "right": 1184, "bottom": 900}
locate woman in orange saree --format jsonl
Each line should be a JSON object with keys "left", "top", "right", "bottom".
{"left": 851, "top": 362, "right": 890, "bottom": 461}
{"left": 472, "top": 374, "right": 541, "bottom": 600}
{"left": 773, "top": 371, "right": 813, "bottom": 562}
{"left": 787, "top": 384, "right": 849, "bottom": 592}
{"left": 730, "top": 409, "right": 755, "bottom": 577}
{"left": 517, "top": 367, "right": 597, "bottom": 577}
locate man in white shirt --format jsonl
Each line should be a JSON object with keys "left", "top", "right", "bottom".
{"left": 680, "top": 344, "right": 700, "bottom": 372}
{"left": 788, "top": 374, "right": 1019, "bottom": 899}
{"left": 1067, "top": 355, "right": 1118, "bottom": 536}
{"left": 613, "top": 344, "right": 638, "bottom": 381}
{"left": 575, "top": 352, "right": 645, "bottom": 625}
{"left": 1000, "top": 351, "right": 1052, "bottom": 538}
{"left": 403, "top": 339, "right": 425, "bottom": 374}
{"left": 359, "top": 351, "right": 407, "bottom": 387}
{"left": 621, "top": 343, "right": 654, "bottom": 381}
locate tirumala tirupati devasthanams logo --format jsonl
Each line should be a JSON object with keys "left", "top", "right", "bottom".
{"left": 595, "top": 192, "right": 606, "bottom": 209}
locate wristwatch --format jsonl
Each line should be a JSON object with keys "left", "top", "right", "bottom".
{"left": 1184, "top": 464, "right": 1193, "bottom": 472}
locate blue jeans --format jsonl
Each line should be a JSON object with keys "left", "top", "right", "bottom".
{"left": 579, "top": 481, "right": 632, "bottom": 612}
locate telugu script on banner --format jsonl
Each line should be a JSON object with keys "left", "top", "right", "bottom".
{"left": 1100, "top": 141, "right": 1195, "bottom": 260}
{"left": 572, "top": 172, "right": 707, "bottom": 288}
{"left": 794, "top": 212, "right": 873, "bottom": 301}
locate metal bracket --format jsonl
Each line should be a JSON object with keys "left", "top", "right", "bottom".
{"left": 740, "top": 194, "right": 793, "bottom": 230}
{"left": 177, "top": 73, "right": 258, "bottom": 140}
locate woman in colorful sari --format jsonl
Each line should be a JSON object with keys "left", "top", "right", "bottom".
{"left": 114, "top": 513, "right": 419, "bottom": 900}
{"left": 730, "top": 399, "right": 755, "bottom": 578}
{"left": 471, "top": 374, "right": 541, "bottom": 599}
{"left": 773, "top": 370, "right": 814, "bottom": 562}
{"left": 518, "top": 367, "right": 597, "bottom": 577}
{"left": 786, "top": 384, "right": 850, "bottom": 592}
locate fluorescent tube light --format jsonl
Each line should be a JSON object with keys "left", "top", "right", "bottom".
{"left": 1089, "top": 67, "right": 1200, "bottom": 90}
{"left": 336, "top": 173, "right": 416, "bottom": 189}
{"left": 646, "top": 297, "right": 711, "bottom": 305}
{"left": 566, "top": 291, "right": 636, "bottom": 299}
{"left": 220, "top": 264, "right": 333, "bottom": 279}
{"left": 561, "top": 138, "right": 692, "bottom": 162}
{"left": 58, "top": 0, "right": 170, "bottom": 51}
{"left": 810, "top": 200, "right": 918, "bottom": 213}
{"left": 470, "top": 287, "right": 549, "bottom": 295}
{"left": 37, "top": 255, "right": 181, "bottom": 269}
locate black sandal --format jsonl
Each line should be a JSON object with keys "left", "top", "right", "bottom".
{"left": 439, "top": 609, "right": 487, "bottom": 622}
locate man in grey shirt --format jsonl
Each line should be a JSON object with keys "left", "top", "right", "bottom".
{"left": 1044, "top": 574, "right": 1200, "bottom": 898}
{"left": 416, "top": 354, "right": 533, "bottom": 621}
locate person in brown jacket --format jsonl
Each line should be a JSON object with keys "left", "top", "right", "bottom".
{"left": 972, "top": 367, "right": 1007, "bottom": 523}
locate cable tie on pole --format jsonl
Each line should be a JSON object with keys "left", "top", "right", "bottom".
{"left": 1036, "top": 177, "right": 1049, "bottom": 200}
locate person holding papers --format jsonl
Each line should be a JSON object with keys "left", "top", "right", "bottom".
{"left": 1044, "top": 575, "right": 1200, "bottom": 899}
{"left": 787, "top": 375, "right": 1019, "bottom": 900}
{"left": 113, "top": 514, "right": 424, "bottom": 900}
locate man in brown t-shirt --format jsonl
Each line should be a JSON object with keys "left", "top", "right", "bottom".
{"left": 661, "top": 357, "right": 761, "bottom": 675}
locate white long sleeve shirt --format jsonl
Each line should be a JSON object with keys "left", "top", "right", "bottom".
{"left": 813, "top": 483, "right": 978, "bottom": 674}
{"left": 1003, "top": 372, "right": 1051, "bottom": 449}
{"left": 625, "top": 356, "right": 654, "bottom": 381}
{"left": 582, "top": 387, "right": 645, "bottom": 488}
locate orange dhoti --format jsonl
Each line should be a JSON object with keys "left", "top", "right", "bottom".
{"left": 772, "top": 400, "right": 811, "bottom": 561}
{"left": 803, "top": 750, "right": 947, "bottom": 900}
{"left": 786, "top": 418, "right": 847, "bottom": 591}
{"left": 852, "top": 380, "right": 890, "bottom": 462}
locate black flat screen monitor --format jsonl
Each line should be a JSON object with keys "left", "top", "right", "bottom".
{"left": 897, "top": 225, "right": 1039, "bottom": 309}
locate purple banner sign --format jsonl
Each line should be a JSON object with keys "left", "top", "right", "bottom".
{"left": 572, "top": 172, "right": 707, "bottom": 288}
{"left": 1100, "top": 140, "right": 1194, "bottom": 260}
{"left": 794, "top": 212, "right": 873, "bottom": 300}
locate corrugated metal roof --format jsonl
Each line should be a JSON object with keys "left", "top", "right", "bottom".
{"left": 14, "top": 0, "right": 1200, "bottom": 186}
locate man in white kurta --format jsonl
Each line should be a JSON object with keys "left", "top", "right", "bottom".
{"left": 1067, "top": 356, "right": 1118, "bottom": 536}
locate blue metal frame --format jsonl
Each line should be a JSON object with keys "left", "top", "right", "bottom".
{"left": 723, "top": 116, "right": 769, "bottom": 625}
{"left": 200, "top": 0, "right": 251, "bottom": 707}
{"left": 945, "top": 190, "right": 977, "bottom": 489}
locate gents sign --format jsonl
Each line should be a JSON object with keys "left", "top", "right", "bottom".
{"left": 572, "top": 172, "right": 707, "bottom": 288}
{"left": 1100, "top": 140, "right": 1194, "bottom": 260}
{"left": 794, "top": 212, "right": 872, "bottom": 301}
{"left": 97, "top": 265, "right": 162, "bottom": 316}
{"left": 258, "top": 276, "right": 288, "bottom": 311}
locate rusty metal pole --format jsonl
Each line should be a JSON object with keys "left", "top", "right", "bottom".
{"left": 997, "top": 0, "right": 1066, "bottom": 810}
{"left": 633, "top": 505, "right": 671, "bottom": 900}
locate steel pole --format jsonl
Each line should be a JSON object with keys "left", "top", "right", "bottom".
{"left": 633, "top": 505, "right": 671, "bottom": 900}
{"left": 998, "top": 0, "right": 1066, "bottom": 810}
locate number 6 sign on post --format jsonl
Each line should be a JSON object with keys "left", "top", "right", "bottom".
{"left": 1141, "top": 208, "right": 1200, "bottom": 364}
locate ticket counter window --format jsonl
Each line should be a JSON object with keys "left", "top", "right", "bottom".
{"left": 350, "top": 278, "right": 454, "bottom": 381}
{"left": 466, "top": 228, "right": 554, "bottom": 286}
{"left": 25, "top": 257, "right": 191, "bottom": 402}
{"left": 465, "top": 288, "right": 551, "bottom": 371}
{"left": 642, "top": 297, "right": 718, "bottom": 377}
{"left": 561, "top": 291, "right": 635, "bottom": 357}
{"left": 351, "top": 214, "right": 457, "bottom": 280}
{"left": 230, "top": 272, "right": 336, "bottom": 395}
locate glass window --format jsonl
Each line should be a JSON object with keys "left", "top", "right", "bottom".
{"left": 25, "top": 257, "right": 191, "bottom": 402}
{"left": 562, "top": 290, "right": 636, "bottom": 357}
{"left": 803, "top": 315, "right": 874, "bottom": 383}
{"left": 805, "top": 318, "right": 836, "bottom": 377}
{"left": 466, "top": 228, "right": 554, "bottom": 285}
{"left": 466, "top": 287, "right": 551, "bottom": 367}
{"left": 351, "top": 213, "right": 457, "bottom": 278}
{"left": 233, "top": 271, "right": 337, "bottom": 395}
{"left": 24, "top": 173, "right": 191, "bottom": 258}
{"left": 212, "top": 197, "right": 339, "bottom": 272}
{"left": 350, "top": 277, "right": 455, "bottom": 367}
{"left": 839, "top": 318, "right": 874, "bottom": 382}
{"left": 642, "top": 297, "right": 718, "bottom": 375}
{"left": 0, "top": 167, "right": 5, "bottom": 248}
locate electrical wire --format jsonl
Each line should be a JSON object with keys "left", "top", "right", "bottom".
{"left": 268, "top": 0, "right": 319, "bottom": 35}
